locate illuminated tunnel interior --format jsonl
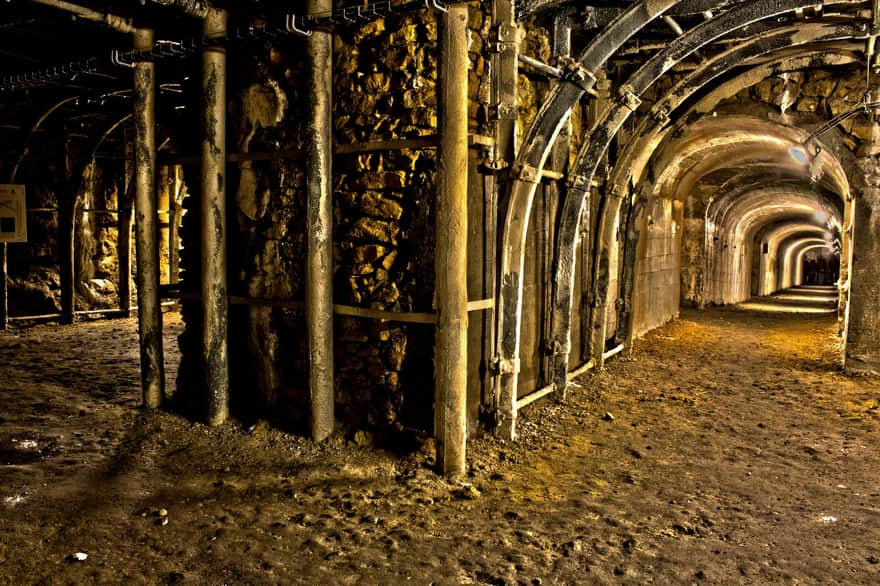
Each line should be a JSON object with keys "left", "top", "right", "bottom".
{"left": 2, "top": 1, "right": 880, "bottom": 582}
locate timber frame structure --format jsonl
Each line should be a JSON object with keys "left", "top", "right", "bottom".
{"left": 1, "top": 0, "right": 880, "bottom": 475}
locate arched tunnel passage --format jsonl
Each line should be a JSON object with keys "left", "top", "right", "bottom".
{"left": 4, "top": 2, "right": 880, "bottom": 582}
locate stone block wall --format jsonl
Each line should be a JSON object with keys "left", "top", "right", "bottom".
{"left": 178, "top": 2, "right": 500, "bottom": 434}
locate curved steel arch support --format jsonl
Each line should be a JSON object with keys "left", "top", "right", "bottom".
{"left": 619, "top": 49, "right": 859, "bottom": 341}
{"left": 495, "top": 0, "right": 679, "bottom": 440}
{"left": 548, "top": 0, "right": 862, "bottom": 394}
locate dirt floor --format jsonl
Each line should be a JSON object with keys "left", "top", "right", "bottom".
{"left": 2, "top": 285, "right": 880, "bottom": 585}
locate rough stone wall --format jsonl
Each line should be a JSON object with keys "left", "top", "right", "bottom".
{"left": 75, "top": 162, "right": 120, "bottom": 310}
{"left": 331, "top": 2, "right": 493, "bottom": 431}
{"left": 7, "top": 179, "right": 62, "bottom": 316}
{"left": 6, "top": 149, "right": 122, "bottom": 316}
{"left": 332, "top": 11, "right": 438, "bottom": 430}
{"left": 176, "top": 3, "right": 498, "bottom": 432}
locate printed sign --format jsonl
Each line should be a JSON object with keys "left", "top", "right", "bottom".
{"left": 0, "top": 184, "right": 26, "bottom": 243}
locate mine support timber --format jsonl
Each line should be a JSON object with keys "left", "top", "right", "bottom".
{"left": 133, "top": 27, "right": 166, "bottom": 409}
{"left": 201, "top": 8, "right": 229, "bottom": 424}
{"left": 306, "top": 0, "right": 336, "bottom": 443}
{"left": 435, "top": 2, "right": 470, "bottom": 477}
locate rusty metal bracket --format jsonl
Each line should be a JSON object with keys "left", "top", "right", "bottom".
{"left": 517, "top": 163, "right": 541, "bottom": 184}
{"left": 490, "top": 355, "right": 520, "bottom": 375}
{"left": 619, "top": 85, "right": 641, "bottom": 111}
{"left": 544, "top": 339, "right": 570, "bottom": 356}
{"left": 561, "top": 60, "right": 597, "bottom": 93}
{"left": 651, "top": 102, "right": 671, "bottom": 125}
{"left": 567, "top": 173, "right": 590, "bottom": 192}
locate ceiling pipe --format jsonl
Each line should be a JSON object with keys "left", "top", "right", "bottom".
{"left": 29, "top": 0, "right": 136, "bottom": 33}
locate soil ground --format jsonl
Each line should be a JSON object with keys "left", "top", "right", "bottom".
{"left": 1, "top": 285, "right": 879, "bottom": 585}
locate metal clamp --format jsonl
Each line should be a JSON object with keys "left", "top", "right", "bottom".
{"left": 517, "top": 163, "right": 541, "bottom": 184}
{"left": 285, "top": 14, "right": 313, "bottom": 37}
{"left": 545, "top": 339, "right": 570, "bottom": 355}
{"left": 561, "top": 60, "right": 597, "bottom": 92}
{"left": 651, "top": 102, "right": 670, "bottom": 125}
{"left": 619, "top": 85, "right": 642, "bottom": 112}
{"left": 490, "top": 356, "right": 520, "bottom": 375}
{"left": 567, "top": 173, "right": 590, "bottom": 192}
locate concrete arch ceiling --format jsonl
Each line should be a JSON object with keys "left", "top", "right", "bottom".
{"left": 708, "top": 176, "right": 843, "bottom": 238}
{"left": 495, "top": 0, "right": 868, "bottom": 439}
{"left": 650, "top": 116, "right": 852, "bottom": 204}
{"left": 784, "top": 237, "right": 840, "bottom": 288}
{"left": 705, "top": 185, "right": 839, "bottom": 303}
{"left": 755, "top": 221, "right": 834, "bottom": 295}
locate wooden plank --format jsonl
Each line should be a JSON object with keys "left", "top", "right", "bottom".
{"left": 334, "top": 135, "right": 441, "bottom": 155}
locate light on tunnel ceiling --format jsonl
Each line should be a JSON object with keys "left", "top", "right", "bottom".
{"left": 815, "top": 210, "right": 827, "bottom": 224}
{"left": 788, "top": 145, "right": 809, "bottom": 165}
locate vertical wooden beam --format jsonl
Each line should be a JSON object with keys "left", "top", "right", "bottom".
{"left": 435, "top": 3, "right": 469, "bottom": 476}
{"left": 201, "top": 9, "right": 229, "bottom": 425}
{"left": 119, "top": 138, "right": 134, "bottom": 317}
{"left": 169, "top": 164, "right": 182, "bottom": 285}
{"left": 133, "top": 27, "right": 165, "bottom": 408}
{"left": 0, "top": 243, "right": 7, "bottom": 330}
{"left": 60, "top": 138, "right": 75, "bottom": 325}
{"left": 157, "top": 164, "right": 171, "bottom": 285}
{"left": 306, "top": 0, "right": 335, "bottom": 442}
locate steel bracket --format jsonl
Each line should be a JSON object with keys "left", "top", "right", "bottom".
{"left": 517, "top": 163, "right": 541, "bottom": 184}
{"left": 490, "top": 355, "right": 520, "bottom": 375}
{"left": 561, "top": 60, "right": 597, "bottom": 92}
{"left": 491, "top": 103, "right": 518, "bottom": 121}
{"left": 619, "top": 85, "right": 641, "bottom": 112}
{"left": 567, "top": 173, "right": 590, "bottom": 192}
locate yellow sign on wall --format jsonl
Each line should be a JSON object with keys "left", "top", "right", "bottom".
{"left": 0, "top": 184, "right": 26, "bottom": 243}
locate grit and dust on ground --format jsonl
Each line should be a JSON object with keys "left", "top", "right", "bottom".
{"left": 1, "top": 285, "right": 879, "bottom": 585}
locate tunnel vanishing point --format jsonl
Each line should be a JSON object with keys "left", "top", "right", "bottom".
{"left": 0, "top": 0, "right": 876, "bottom": 476}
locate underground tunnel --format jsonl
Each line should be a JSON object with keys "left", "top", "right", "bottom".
{"left": 2, "top": 0, "right": 880, "bottom": 582}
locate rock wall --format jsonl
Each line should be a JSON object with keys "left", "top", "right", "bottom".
{"left": 176, "top": 3, "right": 500, "bottom": 434}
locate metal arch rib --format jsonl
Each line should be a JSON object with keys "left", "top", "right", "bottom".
{"left": 547, "top": 0, "right": 863, "bottom": 397}
{"left": 495, "top": 0, "right": 680, "bottom": 440}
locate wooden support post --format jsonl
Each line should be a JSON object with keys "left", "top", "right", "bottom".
{"left": 157, "top": 165, "right": 171, "bottom": 285}
{"left": 306, "top": 0, "right": 335, "bottom": 442}
{"left": 435, "top": 3, "right": 469, "bottom": 477}
{"left": 169, "top": 165, "right": 182, "bottom": 285}
{"left": 201, "top": 9, "right": 229, "bottom": 425}
{"left": 0, "top": 243, "right": 6, "bottom": 330}
{"left": 60, "top": 141, "right": 76, "bottom": 326}
{"left": 133, "top": 28, "right": 165, "bottom": 408}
